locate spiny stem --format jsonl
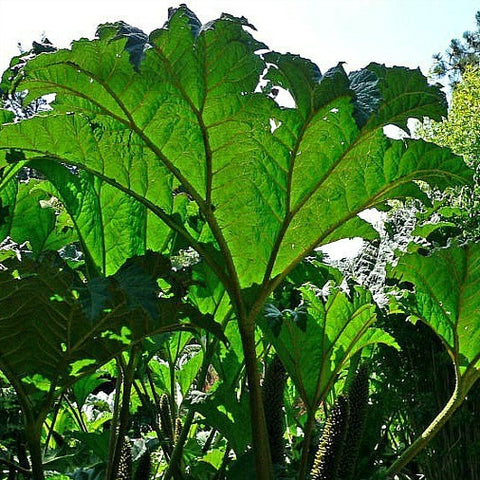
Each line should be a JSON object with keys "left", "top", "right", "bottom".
{"left": 239, "top": 321, "right": 274, "bottom": 480}
{"left": 105, "top": 364, "right": 123, "bottom": 480}
{"left": 25, "top": 424, "right": 44, "bottom": 480}
{"left": 107, "top": 349, "right": 139, "bottom": 480}
{"left": 44, "top": 394, "right": 64, "bottom": 453}
{"left": 298, "top": 410, "right": 316, "bottom": 480}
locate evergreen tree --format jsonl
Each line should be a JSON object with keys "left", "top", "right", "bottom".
{"left": 432, "top": 11, "right": 480, "bottom": 86}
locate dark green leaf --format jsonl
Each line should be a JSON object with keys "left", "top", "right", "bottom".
{"left": 0, "top": 251, "right": 199, "bottom": 413}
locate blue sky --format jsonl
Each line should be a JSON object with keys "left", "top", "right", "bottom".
{"left": 0, "top": 0, "right": 479, "bottom": 77}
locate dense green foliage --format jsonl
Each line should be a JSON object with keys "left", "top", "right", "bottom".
{"left": 426, "top": 66, "right": 480, "bottom": 161}
{"left": 0, "top": 5, "right": 478, "bottom": 480}
{"left": 419, "top": 65, "right": 480, "bottom": 243}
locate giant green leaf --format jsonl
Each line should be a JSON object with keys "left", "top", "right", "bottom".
{"left": 0, "top": 5, "right": 471, "bottom": 296}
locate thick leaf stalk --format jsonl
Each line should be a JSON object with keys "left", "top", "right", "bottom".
{"left": 159, "top": 393, "right": 174, "bottom": 450}
{"left": 25, "top": 427, "right": 45, "bottom": 480}
{"left": 262, "top": 353, "right": 287, "bottom": 466}
{"left": 298, "top": 410, "right": 317, "bottom": 480}
{"left": 387, "top": 243, "right": 480, "bottom": 473}
{"left": 240, "top": 322, "right": 274, "bottom": 480}
{"left": 108, "top": 351, "right": 138, "bottom": 480}
{"left": 133, "top": 450, "right": 151, "bottom": 480}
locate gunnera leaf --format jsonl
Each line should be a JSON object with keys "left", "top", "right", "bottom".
{"left": 0, "top": 6, "right": 472, "bottom": 291}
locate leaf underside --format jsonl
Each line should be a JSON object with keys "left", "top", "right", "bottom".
{"left": 0, "top": 5, "right": 471, "bottom": 292}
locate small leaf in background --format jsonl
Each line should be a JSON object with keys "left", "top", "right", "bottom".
{"left": 70, "top": 431, "right": 111, "bottom": 463}
{"left": 71, "top": 372, "right": 109, "bottom": 409}
{"left": 261, "top": 284, "right": 397, "bottom": 411}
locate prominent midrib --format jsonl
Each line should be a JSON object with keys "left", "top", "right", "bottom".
{"left": 66, "top": 50, "right": 244, "bottom": 316}
{"left": 147, "top": 42, "right": 258, "bottom": 317}
{"left": 260, "top": 115, "right": 313, "bottom": 285}
{"left": 19, "top": 60, "right": 243, "bottom": 303}
{"left": 148, "top": 44, "right": 214, "bottom": 206}
{"left": 262, "top": 104, "right": 371, "bottom": 285}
